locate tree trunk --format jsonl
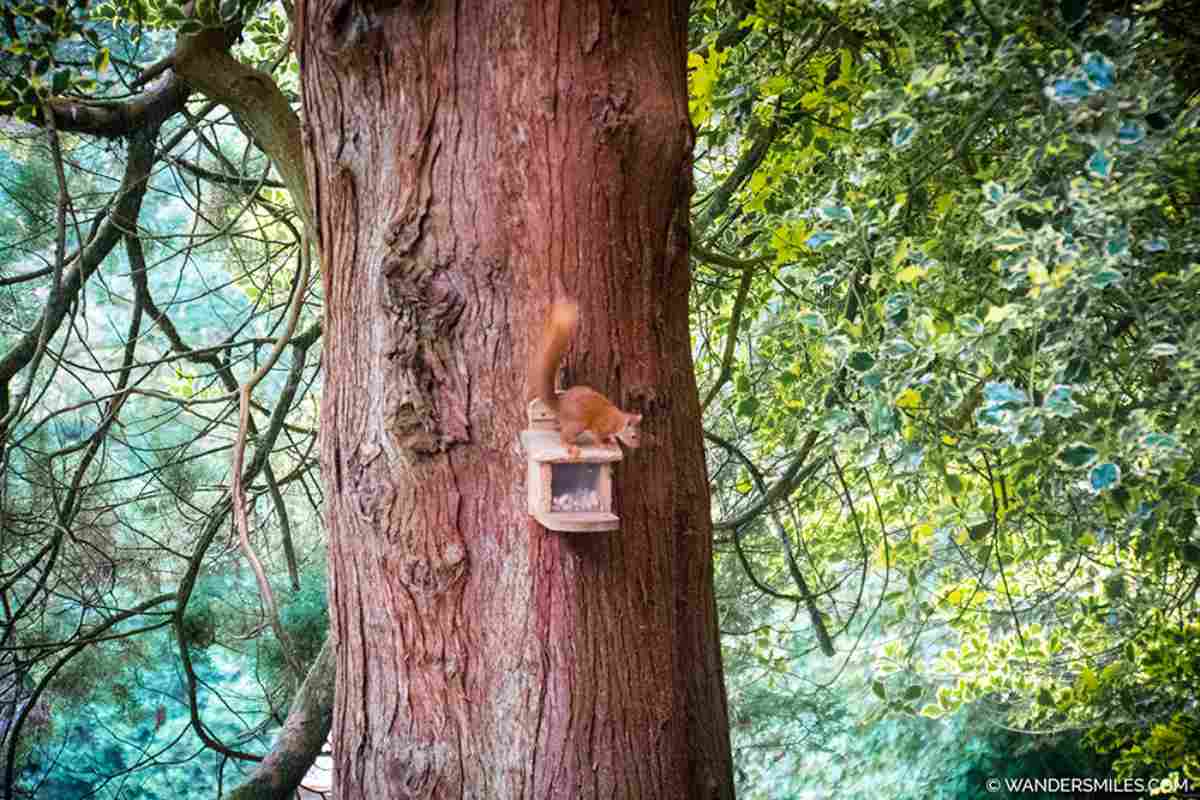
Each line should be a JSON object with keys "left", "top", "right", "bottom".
{"left": 296, "top": 2, "right": 732, "bottom": 797}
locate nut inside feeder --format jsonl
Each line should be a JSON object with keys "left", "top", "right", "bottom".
{"left": 520, "top": 397, "right": 622, "bottom": 532}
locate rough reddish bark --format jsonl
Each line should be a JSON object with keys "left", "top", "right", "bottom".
{"left": 296, "top": 2, "right": 732, "bottom": 797}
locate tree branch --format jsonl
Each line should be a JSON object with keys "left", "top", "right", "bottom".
{"left": 0, "top": 125, "right": 157, "bottom": 447}
{"left": 712, "top": 430, "right": 825, "bottom": 531}
{"left": 231, "top": 234, "right": 312, "bottom": 686}
{"left": 693, "top": 117, "right": 778, "bottom": 237}
{"left": 33, "top": 74, "right": 188, "bottom": 139}
{"left": 173, "top": 25, "right": 312, "bottom": 231}
{"left": 706, "top": 430, "right": 834, "bottom": 656}
{"left": 691, "top": 243, "right": 771, "bottom": 271}
{"left": 700, "top": 264, "right": 756, "bottom": 413}
{"left": 227, "top": 635, "right": 335, "bottom": 800}
{"left": 167, "top": 154, "right": 288, "bottom": 190}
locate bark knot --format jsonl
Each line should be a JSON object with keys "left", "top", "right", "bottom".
{"left": 321, "top": 0, "right": 381, "bottom": 57}
{"left": 380, "top": 258, "right": 469, "bottom": 457}
{"left": 320, "top": 0, "right": 423, "bottom": 57}
{"left": 590, "top": 90, "right": 632, "bottom": 138}
{"left": 394, "top": 542, "right": 467, "bottom": 595}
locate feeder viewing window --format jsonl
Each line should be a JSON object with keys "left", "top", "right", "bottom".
{"left": 551, "top": 463, "right": 604, "bottom": 512}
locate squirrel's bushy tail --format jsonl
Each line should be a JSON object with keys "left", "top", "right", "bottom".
{"left": 534, "top": 300, "right": 579, "bottom": 413}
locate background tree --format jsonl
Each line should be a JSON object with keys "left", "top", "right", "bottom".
{"left": 687, "top": 0, "right": 1199, "bottom": 793}
{"left": 0, "top": 3, "right": 328, "bottom": 797}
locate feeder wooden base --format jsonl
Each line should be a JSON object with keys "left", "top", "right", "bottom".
{"left": 533, "top": 511, "right": 620, "bottom": 532}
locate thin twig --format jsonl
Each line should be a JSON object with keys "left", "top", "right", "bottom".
{"left": 230, "top": 231, "right": 311, "bottom": 686}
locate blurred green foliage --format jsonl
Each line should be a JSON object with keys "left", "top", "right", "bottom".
{"left": 693, "top": 0, "right": 1200, "bottom": 791}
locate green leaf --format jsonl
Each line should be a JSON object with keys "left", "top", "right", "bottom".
{"left": 993, "top": 230, "right": 1027, "bottom": 252}
{"left": 1089, "top": 268, "right": 1123, "bottom": 289}
{"left": 1139, "top": 432, "right": 1177, "bottom": 451}
{"left": 956, "top": 315, "right": 984, "bottom": 335}
{"left": 51, "top": 68, "right": 71, "bottom": 95}
{"left": 822, "top": 409, "right": 852, "bottom": 432}
{"left": 848, "top": 351, "right": 875, "bottom": 372}
{"left": 1146, "top": 342, "right": 1178, "bottom": 357}
{"left": 982, "top": 381, "right": 1028, "bottom": 408}
{"left": 797, "top": 310, "right": 826, "bottom": 331}
{"left": 817, "top": 205, "right": 853, "bottom": 222}
{"left": 883, "top": 293, "right": 910, "bottom": 326}
{"left": 882, "top": 338, "right": 915, "bottom": 359}
{"left": 806, "top": 231, "right": 835, "bottom": 249}
{"left": 1089, "top": 462, "right": 1121, "bottom": 493}
{"left": 1042, "top": 385, "right": 1080, "bottom": 418}
{"left": 1057, "top": 442, "right": 1099, "bottom": 469}
{"left": 891, "top": 122, "right": 918, "bottom": 148}
{"left": 1087, "top": 149, "right": 1113, "bottom": 179}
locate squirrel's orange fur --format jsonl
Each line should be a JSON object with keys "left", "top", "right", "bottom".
{"left": 534, "top": 300, "right": 642, "bottom": 457}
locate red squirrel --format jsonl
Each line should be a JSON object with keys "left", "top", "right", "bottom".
{"left": 533, "top": 300, "right": 642, "bottom": 457}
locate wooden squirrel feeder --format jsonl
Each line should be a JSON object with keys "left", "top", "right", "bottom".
{"left": 520, "top": 396, "right": 622, "bottom": 532}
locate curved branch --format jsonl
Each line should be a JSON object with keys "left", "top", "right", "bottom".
{"left": 168, "top": 154, "right": 288, "bottom": 190}
{"left": 25, "top": 74, "right": 188, "bottom": 139}
{"left": 691, "top": 243, "right": 771, "bottom": 271}
{"left": 693, "top": 117, "right": 778, "bottom": 238}
{"left": 227, "top": 635, "right": 335, "bottom": 800}
{"left": 231, "top": 234, "right": 312, "bottom": 686}
{"left": 706, "top": 430, "right": 834, "bottom": 656}
{"left": 173, "top": 26, "right": 311, "bottom": 231}
{"left": 712, "top": 430, "right": 825, "bottom": 531}
{"left": 0, "top": 125, "right": 157, "bottom": 446}
{"left": 171, "top": 291, "right": 320, "bottom": 763}
{"left": 700, "top": 264, "right": 756, "bottom": 414}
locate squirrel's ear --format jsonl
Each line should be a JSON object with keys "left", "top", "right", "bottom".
{"left": 630, "top": 413, "right": 643, "bottom": 424}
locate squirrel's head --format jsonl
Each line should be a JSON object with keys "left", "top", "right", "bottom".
{"left": 615, "top": 413, "right": 643, "bottom": 448}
